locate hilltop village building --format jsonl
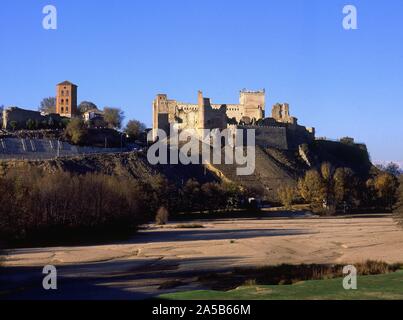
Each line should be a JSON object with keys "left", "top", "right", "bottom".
{"left": 152, "top": 90, "right": 315, "bottom": 150}
{"left": 2, "top": 81, "right": 105, "bottom": 129}
{"left": 56, "top": 81, "right": 78, "bottom": 118}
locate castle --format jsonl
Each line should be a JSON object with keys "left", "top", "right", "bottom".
{"left": 152, "top": 90, "right": 315, "bottom": 150}
{"left": 152, "top": 90, "right": 265, "bottom": 140}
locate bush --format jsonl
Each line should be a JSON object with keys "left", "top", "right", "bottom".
{"left": 155, "top": 207, "right": 169, "bottom": 225}
{"left": 9, "top": 121, "right": 17, "bottom": 130}
{"left": 26, "top": 119, "right": 35, "bottom": 130}
{"left": 176, "top": 180, "right": 245, "bottom": 214}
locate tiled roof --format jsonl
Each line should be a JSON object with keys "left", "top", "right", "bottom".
{"left": 57, "top": 81, "right": 78, "bottom": 86}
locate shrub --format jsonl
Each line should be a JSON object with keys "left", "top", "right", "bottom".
{"left": 175, "top": 224, "right": 204, "bottom": 229}
{"left": 26, "top": 119, "right": 35, "bottom": 130}
{"left": 155, "top": 207, "right": 169, "bottom": 225}
{"left": 9, "top": 121, "right": 17, "bottom": 131}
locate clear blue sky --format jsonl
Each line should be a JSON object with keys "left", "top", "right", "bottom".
{"left": 1, "top": 0, "right": 402, "bottom": 163}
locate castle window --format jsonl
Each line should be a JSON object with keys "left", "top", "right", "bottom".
{"left": 61, "top": 90, "right": 64, "bottom": 96}
{"left": 61, "top": 99, "right": 64, "bottom": 104}
{"left": 61, "top": 107, "right": 64, "bottom": 113}
{"left": 66, "top": 107, "right": 69, "bottom": 113}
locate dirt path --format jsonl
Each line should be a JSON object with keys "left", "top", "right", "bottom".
{"left": 1, "top": 216, "right": 403, "bottom": 299}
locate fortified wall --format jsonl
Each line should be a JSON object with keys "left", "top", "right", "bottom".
{"left": 2, "top": 107, "right": 62, "bottom": 130}
{"left": 152, "top": 90, "right": 315, "bottom": 151}
{"left": 152, "top": 90, "right": 265, "bottom": 140}
{"left": 0, "top": 137, "right": 124, "bottom": 160}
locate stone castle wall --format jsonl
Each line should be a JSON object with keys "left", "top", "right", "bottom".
{"left": 2, "top": 107, "right": 63, "bottom": 130}
{"left": 3, "top": 107, "right": 45, "bottom": 130}
{"left": 152, "top": 90, "right": 315, "bottom": 151}
{"left": 153, "top": 90, "right": 265, "bottom": 140}
{"left": 238, "top": 125, "right": 289, "bottom": 150}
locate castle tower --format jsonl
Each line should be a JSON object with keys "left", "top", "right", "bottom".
{"left": 272, "top": 103, "right": 297, "bottom": 125}
{"left": 197, "top": 90, "right": 205, "bottom": 133}
{"left": 239, "top": 89, "right": 265, "bottom": 122}
{"left": 56, "top": 81, "right": 78, "bottom": 118}
{"left": 152, "top": 94, "right": 170, "bottom": 141}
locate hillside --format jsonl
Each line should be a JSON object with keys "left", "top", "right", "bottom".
{"left": 0, "top": 139, "right": 374, "bottom": 202}
{"left": 306, "top": 140, "right": 373, "bottom": 177}
{"left": 207, "top": 140, "right": 373, "bottom": 201}
{"left": 0, "top": 152, "right": 218, "bottom": 187}
{"left": 210, "top": 146, "right": 299, "bottom": 201}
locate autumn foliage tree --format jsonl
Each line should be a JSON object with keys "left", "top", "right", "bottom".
{"left": 277, "top": 185, "right": 298, "bottom": 208}
{"left": 367, "top": 172, "right": 399, "bottom": 210}
{"left": 298, "top": 163, "right": 360, "bottom": 214}
{"left": 298, "top": 168, "right": 326, "bottom": 208}
{"left": 64, "top": 118, "right": 88, "bottom": 145}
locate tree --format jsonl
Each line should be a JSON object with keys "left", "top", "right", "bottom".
{"left": 385, "top": 162, "right": 401, "bottom": 177}
{"left": 298, "top": 169, "right": 325, "bottom": 206}
{"left": 78, "top": 101, "right": 98, "bottom": 114}
{"left": 373, "top": 173, "right": 399, "bottom": 210}
{"left": 103, "top": 107, "right": 124, "bottom": 129}
{"left": 65, "top": 118, "right": 88, "bottom": 145}
{"left": 39, "top": 97, "right": 56, "bottom": 114}
{"left": 333, "top": 167, "right": 354, "bottom": 203}
{"left": 298, "top": 164, "right": 359, "bottom": 214}
{"left": 278, "top": 185, "right": 298, "bottom": 209}
{"left": 124, "top": 120, "right": 146, "bottom": 140}
{"left": 394, "top": 176, "right": 403, "bottom": 227}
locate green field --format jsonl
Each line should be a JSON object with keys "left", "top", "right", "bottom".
{"left": 159, "top": 271, "right": 403, "bottom": 300}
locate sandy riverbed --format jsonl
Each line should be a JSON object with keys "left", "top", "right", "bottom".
{"left": 2, "top": 216, "right": 403, "bottom": 299}
{"left": 3, "top": 216, "right": 403, "bottom": 268}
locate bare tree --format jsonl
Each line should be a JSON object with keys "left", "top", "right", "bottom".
{"left": 124, "top": 119, "right": 146, "bottom": 140}
{"left": 385, "top": 162, "right": 401, "bottom": 177}
{"left": 103, "top": 107, "right": 124, "bottom": 129}
{"left": 39, "top": 97, "right": 56, "bottom": 114}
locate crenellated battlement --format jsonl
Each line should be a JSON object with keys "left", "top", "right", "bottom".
{"left": 152, "top": 89, "right": 315, "bottom": 150}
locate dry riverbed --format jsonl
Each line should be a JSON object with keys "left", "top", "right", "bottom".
{"left": 1, "top": 216, "right": 403, "bottom": 299}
